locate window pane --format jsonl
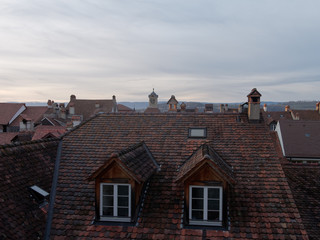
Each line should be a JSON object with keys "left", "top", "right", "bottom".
{"left": 192, "top": 188, "right": 204, "bottom": 198}
{"left": 208, "top": 211, "right": 219, "bottom": 221}
{"left": 192, "top": 199, "right": 203, "bottom": 210}
{"left": 208, "top": 188, "right": 219, "bottom": 199}
{"left": 190, "top": 129, "right": 206, "bottom": 137}
{"left": 103, "top": 196, "right": 114, "bottom": 207}
{"left": 103, "top": 207, "right": 113, "bottom": 216}
{"left": 118, "top": 196, "right": 129, "bottom": 207}
{"left": 118, "top": 185, "right": 129, "bottom": 195}
{"left": 103, "top": 185, "right": 113, "bottom": 195}
{"left": 192, "top": 210, "right": 203, "bottom": 220}
{"left": 118, "top": 207, "right": 129, "bottom": 217}
{"left": 208, "top": 200, "right": 219, "bottom": 210}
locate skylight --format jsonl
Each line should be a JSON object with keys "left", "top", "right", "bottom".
{"left": 188, "top": 128, "right": 207, "bottom": 138}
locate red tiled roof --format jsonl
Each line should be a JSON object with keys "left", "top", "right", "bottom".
{"left": 89, "top": 142, "right": 159, "bottom": 183}
{"left": 291, "top": 110, "right": 320, "bottom": 121}
{"left": 176, "top": 144, "right": 236, "bottom": 185}
{"left": 32, "top": 125, "right": 67, "bottom": 140}
{"left": 67, "top": 99, "right": 114, "bottom": 120}
{"left": 0, "top": 103, "right": 25, "bottom": 125}
{"left": 117, "top": 104, "right": 134, "bottom": 112}
{"left": 0, "top": 139, "right": 59, "bottom": 239}
{"left": 0, "top": 132, "right": 19, "bottom": 145}
{"left": 49, "top": 113, "right": 307, "bottom": 239}
{"left": 278, "top": 120, "right": 320, "bottom": 158}
{"left": 282, "top": 163, "right": 320, "bottom": 239}
{"left": 262, "top": 111, "right": 292, "bottom": 125}
{"left": 144, "top": 107, "right": 161, "bottom": 113}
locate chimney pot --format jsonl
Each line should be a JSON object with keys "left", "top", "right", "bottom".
{"left": 263, "top": 103, "right": 267, "bottom": 112}
{"left": 70, "top": 94, "right": 76, "bottom": 101}
{"left": 285, "top": 105, "right": 290, "bottom": 112}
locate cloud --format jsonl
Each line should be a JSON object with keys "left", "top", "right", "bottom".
{"left": 0, "top": 0, "right": 320, "bottom": 102}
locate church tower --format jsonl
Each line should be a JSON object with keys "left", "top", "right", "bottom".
{"left": 148, "top": 89, "right": 158, "bottom": 108}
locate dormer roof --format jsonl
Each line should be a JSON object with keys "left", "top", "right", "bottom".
{"left": 176, "top": 144, "right": 236, "bottom": 185}
{"left": 167, "top": 95, "right": 178, "bottom": 104}
{"left": 89, "top": 142, "right": 159, "bottom": 184}
{"left": 247, "top": 88, "right": 261, "bottom": 97}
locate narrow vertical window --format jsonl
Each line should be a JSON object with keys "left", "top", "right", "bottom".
{"left": 100, "top": 183, "right": 131, "bottom": 222}
{"left": 189, "top": 186, "right": 222, "bottom": 226}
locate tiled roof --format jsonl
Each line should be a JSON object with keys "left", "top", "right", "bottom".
{"left": 117, "top": 104, "right": 134, "bottom": 112}
{"left": 278, "top": 120, "right": 320, "bottom": 158}
{"left": 0, "top": 132, "right": 19, "bottom": 145}
{"left": 0, "top": 103, "right": 25, "bottom": 125}
{"left": 67, "top": 99, "right": 114, "bottom": 120}
{"left": 49, "top": 113, "right": 307, "bottom": 239}
{"left": 282, "top": 163, "right": 320, "bottom": 239}
{"left": 89, "top": 142, "right": 159, "bottom": 183}
{"left": 262, "top": 111, "right": 292, "bottom": 125}
{"left": 10, "top": 106, "right": 48, "bottom": 127}
{"left": 0, "top": 139, "right": 59, "bottom": 239}
{"left": 176, "top": 144, "right": 235, "bottom": 185}
{"left": 32, "top": 125, "right": 67, "bottom": 140}
{"left": 144, "top": 107, "right": 161, "bottom": 113}
{"left": 247, "top": 88, "right": 261, "bottom": 97}
{"left": 291, "top": 110, "right": 320, "bottom": 121}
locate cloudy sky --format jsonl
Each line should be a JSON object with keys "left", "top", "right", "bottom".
{"left": 1, "top": 0, "right": 320, "bottom": 103}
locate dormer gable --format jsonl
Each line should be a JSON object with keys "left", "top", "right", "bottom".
{"left": 167, "top": 95, "right": 179, "bottom": 111}
{"left": 176, "top": 144, "right": 235, "bottom": 227}
{"left": 176, "top": 144, "right": 235, "bottom": 185}
{"left": 88, "top": 142, "right": 159, "bottom": 223}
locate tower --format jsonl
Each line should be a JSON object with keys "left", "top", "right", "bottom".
{"left": 247, "top": 88, "right": 261, "bottom": 121}
{"left": 148, "top": 89, "right": 158, "bottom": 108}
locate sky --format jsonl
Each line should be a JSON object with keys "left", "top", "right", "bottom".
{"left": 1, "top": 0, "right": 320, "bottom": 103}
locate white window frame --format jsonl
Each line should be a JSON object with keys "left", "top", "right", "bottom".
{"left": 100, "top": 183, "right": 131, "bottom": 222}
{"left": 189, "top": 185, "right": 223, "bottom": 226}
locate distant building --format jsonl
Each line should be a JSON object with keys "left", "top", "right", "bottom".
{"left": 144, "top": 90, "right": 161, "bottom": 113}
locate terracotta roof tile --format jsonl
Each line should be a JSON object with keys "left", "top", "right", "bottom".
{"left": 49, "top": 113, "right": 308, "bottom": 239}
{"left": 176, "top": 144, "right": 235, "bottom": 184}
{"left": 32, "top": 125, "right": 67, "bottom": 140}
{"left": 0, "top": 103, "right": 25, "bottom": 125}
{"left": 0, "top": 139, "right": 59, "bottom": 239}
{"left": 282, "top": 163, "right": 320, "bottom": 239}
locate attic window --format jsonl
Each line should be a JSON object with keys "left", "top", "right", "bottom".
{"left": 189, "top": 128, "right": 207, "bottom": 138}
{"left": 29, "top": 185, "right": 49, "bottom": 204}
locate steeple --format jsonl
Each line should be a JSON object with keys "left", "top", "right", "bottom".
{"left": 148, "top": 89, "right": 158, "bottom": 108}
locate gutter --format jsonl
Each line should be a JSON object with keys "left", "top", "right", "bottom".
{"left": 44, "top": 140, "right": 63, "bottom": 240}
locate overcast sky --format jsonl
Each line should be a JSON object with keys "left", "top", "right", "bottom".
{"left": 1, "top": 0, "right": 320, "bottom": 103}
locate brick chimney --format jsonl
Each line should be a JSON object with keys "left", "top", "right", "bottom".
{"left": 47, "top": 100, "right": 53, "bottom": 108}
{"left": 247, "top": 88, "right": 261, "bottom": 121}
{"left": 263, "top": 103, "right": 267, "bottom": 112}
{"left": 70, "top": 94, "right": 76, "bottom": 102}
{"left": 285, "top": 105, "right": 290, "bottom": 112}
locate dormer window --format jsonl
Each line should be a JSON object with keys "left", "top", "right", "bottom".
{"left": 176, "top": 144, "right": 236, "bottom": 228}
{"left": 88, "top": 142, "right": 159, "bottom": 223}
{"left": 189, "top": 186, "right": 222, "bottom": 226}
{"left": 100, "top": 183, "right": 131, "bottom": 222}
{"left": 189, "top": 128, "right": 207, "bottom": 138}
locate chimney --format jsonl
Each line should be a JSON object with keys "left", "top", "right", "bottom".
{"left": 180, "top": 102, "right": 186, "bottom": 112}
{"left": 70, "top": 94, "right": 76, "bottom": 102}
{"left": 112, "top": 95, "right": 117, "bottom": 113}
{"left": 247, "top": 88, "right": 261, "bottom": 121}
{"left": 316, "top": 102, "right": 320, "bottom": 113}
{"left": 220, "top": 104, "right": 224, "bottom": 113}
{"left": 224, "top": 104, "right": 229, "bottom": 112}
{"left": 47, "top": 100, "right": 53, "bottom": 108}
{"left": 60, "top": 108, "right": 66, "bottom": 120}
{"left": 69, "top": 102, "right": 75, "bottom": 115}
{"left": 238, "top": 104, "right": 243, "bottom": 113}
{"left": 285, "top": 105, "right": 290, "bottom": 112}
{"left": 204, "top": 104, "right": 213, "bottom": 113}
{"left": 295, "top": 112, "right": 300, "bottom": 120}
{"left": 263, "top": 103, "right": 267, "bottom": 112}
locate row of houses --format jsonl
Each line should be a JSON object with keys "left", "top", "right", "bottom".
{"left": 0, "top": 88, "right": 319, "bottom": 239}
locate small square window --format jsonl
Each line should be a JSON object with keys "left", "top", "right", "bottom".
{"left": 100, "top": 183, "right": 131, "bottom": 222}
{"left": 189, "top": 128, "right": 207, "bottom": 138}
